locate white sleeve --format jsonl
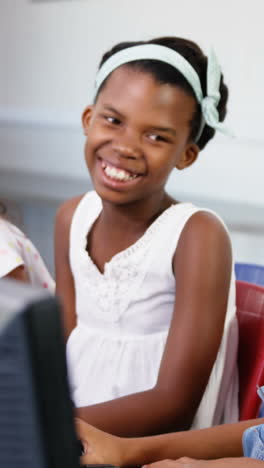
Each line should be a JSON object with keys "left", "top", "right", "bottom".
{"left": 0, "top": 222, "right": 24, "bottom": 278}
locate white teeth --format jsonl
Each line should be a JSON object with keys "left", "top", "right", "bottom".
{"left": 103, "top": 163, "right": 137, "bottom": 181}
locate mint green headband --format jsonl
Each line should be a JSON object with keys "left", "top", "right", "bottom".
{"left": 94, "top": 44, "right": 230, "bottom": 142}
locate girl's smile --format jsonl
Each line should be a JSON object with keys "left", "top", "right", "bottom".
{"left": 97, "top": 157, "right": 144, "bottom": 191}
{"left": 101, "top": 159, "right": 141, "bottom": 181}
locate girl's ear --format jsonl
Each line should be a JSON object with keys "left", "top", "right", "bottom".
{"left": 176, "top": 143, "right": 200, "bottom": 170}
{"left": 82, "top": 106, "right": 94, "bottom": 135}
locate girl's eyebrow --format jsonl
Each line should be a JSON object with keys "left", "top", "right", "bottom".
{"left": 102, "top": 105, "right": 124, "bottom": 117}
{"left": 151, "top": 126, "right": 177, "bottom": 137}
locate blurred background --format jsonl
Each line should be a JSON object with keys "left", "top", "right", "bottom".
{"left": 0, "top": 0, "right": 263, "bottom": 276}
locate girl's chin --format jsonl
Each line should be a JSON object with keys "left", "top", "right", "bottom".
{"left": 92, "top": 179, "right": 142, "bottom": 205}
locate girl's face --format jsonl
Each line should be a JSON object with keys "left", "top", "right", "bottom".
{"left": 83, "top": 65, "right": 199, "bottom": 205}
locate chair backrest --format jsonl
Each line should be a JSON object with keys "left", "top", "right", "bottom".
{"left": 236, "top": 280, "right": 264, "bottom": 420}
{"left": 235, "top": 263, "right": 264, "bottom": 286}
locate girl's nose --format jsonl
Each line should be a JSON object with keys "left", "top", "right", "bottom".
{"left": 112, "top": 134, "right": 142, "bottom": 160}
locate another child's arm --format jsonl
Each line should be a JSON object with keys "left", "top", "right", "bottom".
{"left": 76, "top": 418, "right": 264, "bottom": 467}
{"left": 5, "top": 265, "right": 29, "bottom": 282}
{"left": 0, "top": 220, "right": 29, "bottom": 282}
{"left": 76, "top": 211, "right": 233, "bottom": 436}
{"left": 54, "top": 196, "right": 82, "bottom": 340}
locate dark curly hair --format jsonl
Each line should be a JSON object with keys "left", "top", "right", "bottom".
{"left": 96, "top": 37, "right": 228, "bottom": 150}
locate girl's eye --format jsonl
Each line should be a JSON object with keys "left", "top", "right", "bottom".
{"left": 105, "top": 116, "right": 121, "bottom": 125}
{"left": 148, "top": 133, "right": 167, "bottom": 142}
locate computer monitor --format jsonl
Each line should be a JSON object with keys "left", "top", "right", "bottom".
{"left": 0, "top": 278, "right": 80, "bottom": 468}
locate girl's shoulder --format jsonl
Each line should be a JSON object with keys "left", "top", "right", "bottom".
{"left": 56, "top": 191, "right": 99, "bottom": 230}
{"left": 166, "top": 202, "right": 230, "bottom": 242}
{"left": 55, "top": 194, "right": 86, "bottom": 231}
{"left": 174, "top": 206, "right": 232, "bottom": 272}
{"left": 179, "top": 205, "right": 230, "bottom": 240}
{"left": 176, "top": 204, "right": 231, "bottom": 249}
{"left": 54, "top": 194, "right": 85, "bottom": 267}
{"left": 55, "top": 195, "right": 84, "bottom": 248}
{"left": 55, "top": 191, "right": 100, "bottom": 253}
{"left": 183, "top": 206, "right": 228, "bottom": 228}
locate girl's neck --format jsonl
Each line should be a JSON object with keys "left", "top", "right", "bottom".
{"left": 86, "top": 192, "right": 178, "bottom": 273}
{"left": 99, "top": 192, "right": 176, "bottom": 233}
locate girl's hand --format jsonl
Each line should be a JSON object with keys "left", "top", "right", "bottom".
{"left": 75, "top": 418, "right": 123, "bottom": 467}
{"left": 144, "top": 459, "right": 210, "bottom": 468}
{"left": 143, "top": 459, "right": 264, "bottom": 468}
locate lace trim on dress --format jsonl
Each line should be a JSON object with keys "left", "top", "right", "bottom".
{"left": 74, "top": 193, "right": 190, "bottom": 322}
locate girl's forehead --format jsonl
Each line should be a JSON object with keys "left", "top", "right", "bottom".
{"left": 95, "top": 66, "right": 196, "bottom": 123}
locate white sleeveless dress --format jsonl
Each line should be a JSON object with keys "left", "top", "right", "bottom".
{"left": 66, "top": 191, "right": 238, "bottom": 429}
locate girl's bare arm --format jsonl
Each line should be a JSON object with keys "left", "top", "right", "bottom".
{"left": 54, "top": 196, "right": 82, "bottom": 340}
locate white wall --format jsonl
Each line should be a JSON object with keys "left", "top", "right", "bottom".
{"left": 1, "top": 0, "right": 264, "bottom": 268}
{"left": 1, "top": 0, "right": 264, "bottom": 206}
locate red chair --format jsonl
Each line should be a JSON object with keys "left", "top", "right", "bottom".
{"left": 236, "top": 280, "right": 264, "bottom": 420}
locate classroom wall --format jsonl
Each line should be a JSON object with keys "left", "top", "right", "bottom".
{"left": 1, "top": 0, "right": 264, "bottom": 272}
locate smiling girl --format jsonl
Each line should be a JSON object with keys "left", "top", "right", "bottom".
{"left": 55, "top": 37, "right": 238, "bottom": 437}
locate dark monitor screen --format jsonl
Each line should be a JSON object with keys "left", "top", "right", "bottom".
{"left": 0, "top": 278, "right": 80, "bottom": 468}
